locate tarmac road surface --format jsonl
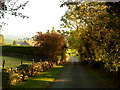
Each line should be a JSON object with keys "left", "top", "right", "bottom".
{"left": 48, "top": 56, "right": 105, "bottom": 88}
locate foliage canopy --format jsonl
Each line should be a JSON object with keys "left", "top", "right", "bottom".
{"left": 61, "top": 1, "right": 120, "bottom": 71}
{"left": 33, "top": 29, "right": 67, "bottom": 62}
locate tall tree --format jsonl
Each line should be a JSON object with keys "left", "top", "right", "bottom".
{"left": 61, "top": 1, "right": 120, "bottom": 71}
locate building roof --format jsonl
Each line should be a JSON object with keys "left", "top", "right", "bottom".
{"left": 20, "top": 40, "right": 37, "bottom": 46}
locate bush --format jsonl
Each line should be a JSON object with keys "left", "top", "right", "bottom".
{"left": 81, "top": 60, "right": 90, "bottom": 65}
{"left": 91, "top": 61, "right": 105, "bottom": 68}
{"left": 33, "top": 31, "right": 67, "bottom": 62}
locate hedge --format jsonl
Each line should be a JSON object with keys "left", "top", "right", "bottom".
{"left": 1, "top": 45, "right": 45, "bottom": 61}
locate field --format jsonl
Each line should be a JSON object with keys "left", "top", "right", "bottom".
{"left": 5, "top": 39, "right": 14, "bottom": 44}
{"left": 1, "top": 56, "right": 32, "bottom": 68}
{"left": 5, "top": 39, "right": 24, "bottom": 45}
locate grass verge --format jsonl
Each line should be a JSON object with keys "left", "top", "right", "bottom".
{"left": 84, "top": 64, "right": 120, "bottom": 88}
{"left": 88, "top": 68, "right": 119, "bottom": 88}
{"left": 10, "top": 64, "right": 65, "bottom": 88}
{"left": 74, "top": 55, "right": 119, "bottom": 88}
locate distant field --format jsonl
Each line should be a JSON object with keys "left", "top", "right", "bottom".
{"left": 5, "top": 39, "right": 14, "bottom": 44}
{"left": 5, "top": 39, "right": 24, "bottom": 44}
{"left": 1, "top": 56, "right": 32, "bottom": 68}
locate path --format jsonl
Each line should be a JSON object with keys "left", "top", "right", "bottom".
{"left": 49, "top": 56, "right": 105, "bottom": 88}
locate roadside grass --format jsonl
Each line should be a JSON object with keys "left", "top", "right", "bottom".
{"left": 87, "top": 66, "right": 119, "bottom": 88}
{"left": 10, "top": 65, "right": 65, "bottom": 88}
{"left": 74, "top": 55, "right": 119, "bottom": 88}
{"left": 1, "top": 56, "right": 32, "bottom": 68}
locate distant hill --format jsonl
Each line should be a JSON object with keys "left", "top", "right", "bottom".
{"left": 4, "top": 34, "right": 32, "bottom": 40}
{"left": 4, "top": 39, "right": 24, "bottom": 44}
{"left": 3, "top": 34, "right": 33, "bottom": 44}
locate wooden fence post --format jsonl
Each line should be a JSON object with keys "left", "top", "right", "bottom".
{"left": 2, "top": 60, "right": 5, "bottom": 69}
{"left": 21, "top": 60, "right": 23, "bottom": 65}
{"left": 32, "top": 59, "right": 34, "bottom": 64}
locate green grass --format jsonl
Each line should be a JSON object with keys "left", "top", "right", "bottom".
{"left": 10, "top": 65, "right": 65, "bottom": 88}
{"left": 86, "top": 65, "right": 119, "bottom": 88}
{"left": 73, "top": 56, "right": 80, "bottom": 59}
{"left": 1, "top": 56, "right": 32, "bottom": 68}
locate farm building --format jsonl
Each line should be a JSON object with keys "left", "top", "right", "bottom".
{"left": 20, "top": 40, "right": 37, "bottom": 46}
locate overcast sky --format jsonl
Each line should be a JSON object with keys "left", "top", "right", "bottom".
{"left": 2, "top": 0, "right": 67, "bottom": 37}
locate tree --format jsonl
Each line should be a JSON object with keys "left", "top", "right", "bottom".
{"left": 60, "top": 1, "right": 120, "bottom": 71}
{"left": 0, "top": 0, "right": 29, "bottom": 31}
{"left": 0, "top": 0, "right": 29, "bottom": 19}
{"left": 33, "top": 30, "right": 67, "bottom": 62}
{"left": 0, "top": 34, "right": 5, "bottom": 45}
{"left": 51, "top": 27, "right": 56, "bottom": 33}
{"left": 13, "top": 40, "right": 16, "bottom": 45}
